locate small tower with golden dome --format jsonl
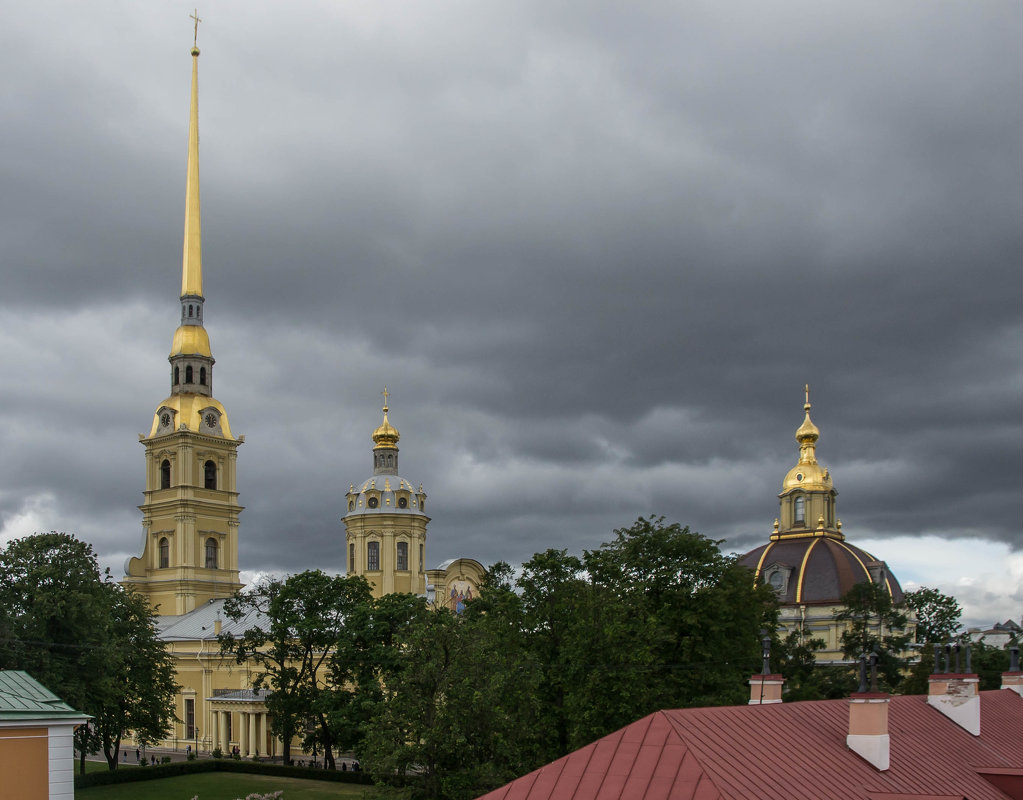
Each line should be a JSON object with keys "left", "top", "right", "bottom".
{"left": 124, "top": 37, "right": 244, "bottom": 615}
{"left": 738, "top": 387, "right": 914, "bottom": 663}
{"left": 343, "top": 390, "right": 429, "bottom": 598}
{"left": 776, "top": 385, "right": 839, "bottom": 538}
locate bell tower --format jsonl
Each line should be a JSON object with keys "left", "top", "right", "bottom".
{"left": 124, "top": 37, "right": 244, "bottom": 615}
{"left": 343, "top": 391, "right": 429, "bottom": 598}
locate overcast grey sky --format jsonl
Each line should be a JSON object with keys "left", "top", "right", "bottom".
{"left": 3, "top": 1, "right": 1022, "bottom": 628}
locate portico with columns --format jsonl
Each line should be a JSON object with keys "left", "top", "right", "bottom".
{"left": 207, "top": 690, "right": 281, "bottom": 758}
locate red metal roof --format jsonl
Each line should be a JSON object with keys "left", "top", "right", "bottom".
{"left": 479, "top": 690, "right": 1023, "bottom": 800}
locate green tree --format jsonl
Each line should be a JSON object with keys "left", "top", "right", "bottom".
{"left": 514, "top": 549, "right": 587, "bottom": 761}
{"left": 773, "top": 629, "right": 855, "bottom": 700}
{"left": 905, "top": 587, "right": 962, "bottom": 643}
{"left": 360, "top": 588, "right": 541, "bottom": 800}
{"left": 325, "top": 591, "right": 430, "bottom": 758}
{"left": 357, "top": 518, "right": 778, "bottom": 798}
{"left": 93, "top": 585, "right": 178, "bottom": 768}
{"left": 581, "top": 518, "right": 777, "bottom": 723}
{"left": 220, "top": 570, "right": 373, "bottom": 767}
{"left": 0, "top": 533, "right": 177, "bottom": 772}
{"left": 836, "top": 581, "right": 910, "bottom": 690}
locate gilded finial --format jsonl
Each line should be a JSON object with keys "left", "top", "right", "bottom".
{"left": 804, "top": 383, "right": 810, "bottom": 410}
{"left": 190, "top": 9, "right": 202, "bottom": 51}
{"left": 372, "top": 388, "right": 400, "bottom": 449}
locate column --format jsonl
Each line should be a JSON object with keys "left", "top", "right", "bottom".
{"left": 211, "top": 711, "right": 219, "bottom": 753}
{"left": 248, "top": 711, "right": 258, "bottom": 757}
{"left": 220, "top": 711, "right": 229, "bottom": 753}
{"left": 239, "top": 712, "right": 249, "bottom": 757}
{"left": 258, "top": 713, "right": 267, "bottom": 758}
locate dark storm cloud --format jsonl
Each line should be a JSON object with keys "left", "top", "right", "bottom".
{"left": 2, "top": 1, "right": 1022, "bottom": 625}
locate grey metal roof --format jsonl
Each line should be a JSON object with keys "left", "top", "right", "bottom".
{"left": 157, "top": 598, "right": 267, "bottom": 641}
{"left": 0, "top": 671, "right": 89, "bottom": 721}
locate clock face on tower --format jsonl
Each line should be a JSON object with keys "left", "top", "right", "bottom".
{"left": 161, "top": 413, "right": 171, "bottom": 427}
{"left": 205, "top": 413, "right": 217, "bottom": 428}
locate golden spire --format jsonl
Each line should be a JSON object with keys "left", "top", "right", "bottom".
{"left": 181, "top": 12, "right": 203, "bottom": 299}
{"left": 373, "top": 386, "right": 400, "bottom": 449}
{"left": 795, "top": 383, "right": 820, "bottom": 465}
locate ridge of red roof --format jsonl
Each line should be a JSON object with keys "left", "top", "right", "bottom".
{"left": 478, "top": 690, "right": 1023, "bottom": 800}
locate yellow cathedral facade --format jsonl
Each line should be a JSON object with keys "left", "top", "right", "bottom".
{"left": 122, "top": 40, "right": 484, "bottom": 755}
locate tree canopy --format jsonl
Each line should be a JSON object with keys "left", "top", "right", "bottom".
{"left": 0, "top": 532, "right": 177, "bottom": 771}
{"left": 905, "top": 586, "right": 963, "bottom": 644}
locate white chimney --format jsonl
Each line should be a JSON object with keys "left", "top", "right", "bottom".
{"left": 928, "top": 643, "right": 980, "bottom": 736}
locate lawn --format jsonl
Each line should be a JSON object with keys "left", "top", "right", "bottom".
{"left": 76, "top": 771, "right": 382, "bottom": 799}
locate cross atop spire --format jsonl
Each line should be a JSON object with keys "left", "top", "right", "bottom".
{"left": 190, "top": 9, "right": 202, "bottom": 49}
{"left": 382, "top": 386, "right": 390, "bottom": 413}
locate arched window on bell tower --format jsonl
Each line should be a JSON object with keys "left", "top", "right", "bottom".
{"left": 794, "top": 495, "right": 806, "bottom": 527}
{"left": 161, "top": 459, "right": 171, "bottom": 489}
{"left": 205, "top": 537, "right": 218, "bottom": 569}
{"left": 186, "top": 365, "right": 194, "bottom": 384}
{"left": 204, "top": 460, "right": 217, "bottom": 490}
{"left": 159, "top": 537, "right": 169, "bottom": 569}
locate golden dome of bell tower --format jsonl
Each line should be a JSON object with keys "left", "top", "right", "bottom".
{"left": 124, "top": 33, "right": 244, "bottom": 615}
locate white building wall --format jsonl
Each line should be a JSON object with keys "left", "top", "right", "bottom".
{"left": 48, "top": 724, "right": 77, "bottom": 800}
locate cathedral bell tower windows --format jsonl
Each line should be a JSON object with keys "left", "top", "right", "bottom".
{"left": 204, "top": 460, "right": 217, "bottom": 490}
{"left": 794, "top": 495, "right": 806, "bottom": 527}
{"left": 367, "top": 541, "right": 380, "bottom": 571}
{"left": 205, "top": 538, "right": 218, "bottom": 569}
{"left": 161, "top": 459, "right": 172, "bottom": 489}
{"left": 159, "top": 537, "right": 169, "bottom": 569}
{"left": 397, "top": 541, "right": 408, "bottom": 571}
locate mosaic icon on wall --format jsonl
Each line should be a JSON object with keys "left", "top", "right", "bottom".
{"left": 448, "top": 581, "right": 475, "bottom": 614}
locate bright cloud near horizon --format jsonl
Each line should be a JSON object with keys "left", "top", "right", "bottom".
{"left": 2, "top": 2, "right": 1022, "bottom": 630}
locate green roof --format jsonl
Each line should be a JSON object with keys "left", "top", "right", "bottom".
{"left": 0, "top": 671, "right": 89, "bottom": 721}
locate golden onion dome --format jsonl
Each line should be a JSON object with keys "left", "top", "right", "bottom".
{"left": 372, "top": 388, "right": 400, "bottom": 450}
{"left": 372, "top": 413, "right": 400, "bottom": 449}
{"left": 795, "top": 407, "right": 820, "bottom": 445}
{"left": 783, "top": 385, "right": 830, "bottom": 491}
{"left": 170, "top": 324, "right": 212, "bottom": 358}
